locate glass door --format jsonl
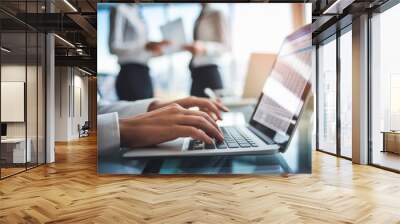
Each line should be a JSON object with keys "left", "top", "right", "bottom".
{"left": 0, "top": 0, "right": 47, "bottom": 179}
{"left": 1, "top": 30, "right": 28, "bottom": 178}
{"left": 317, "top": 36, "right": 337, "bottom": 155}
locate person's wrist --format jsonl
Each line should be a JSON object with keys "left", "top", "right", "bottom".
{"left": 118, "top": 118, "right": 129, "bottom": 147}
{"left": 119, "top": 118, "right": 142, "bottom": 148}
{"left": 145, "top": 42, "right": 152, "bottom": 51}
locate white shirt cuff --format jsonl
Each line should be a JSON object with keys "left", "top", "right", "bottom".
{"left": 98, "top": 112, "right": 121, "bottom": 157}
{"left": 118, "top": 98, "right": 154, "bottom": 117}
{"left": 98, "top": 98, "right": 156, "bottom": 118}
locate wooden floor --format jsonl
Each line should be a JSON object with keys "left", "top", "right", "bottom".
{"left": 1, "top": 135, "right": 400, "bottom": 224}
{"left": 1, "top": 167, "right": 26, "bottom": 178}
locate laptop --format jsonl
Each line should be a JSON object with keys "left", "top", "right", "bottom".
{"left": 123, "top": 24, "right": 312, "bottom": 158}
{"left": 242, "top": 53, "right": 277, "bottom": 99}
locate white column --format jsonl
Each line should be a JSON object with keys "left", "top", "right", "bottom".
{"left": 46, "top": 33, "right": 55, "bottom": 163}
{"left": 352, "top": 14, "right": 369, "bottom": 164}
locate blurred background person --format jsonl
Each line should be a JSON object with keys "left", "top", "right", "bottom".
{"left": 184, "top": 3, "right": 230, "bottom": 97}
{"left": 109, "top": 4, "right": 170, "bottom": 101}
{"left": 99, "top": 3, "right": 311, "bottom": 102}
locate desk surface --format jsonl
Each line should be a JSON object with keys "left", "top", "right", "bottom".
{"left": 381, "top": 131, "right": 400, "bottom": 134}
{"left": 1, "top": 138, "right": 26, "bottom": 143}
{"left": 98, "top": 107, "right": 312, "bottom": 175}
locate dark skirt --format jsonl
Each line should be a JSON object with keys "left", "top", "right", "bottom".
{"left": 115, "top": 63, "right": 153, "bottom": 101}
{"left": 190, "top": 64, "right": 223, "bottom": 98}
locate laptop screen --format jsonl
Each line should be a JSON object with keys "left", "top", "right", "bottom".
{"left": 249, "top": 24, "right": 312, "bottom": 148}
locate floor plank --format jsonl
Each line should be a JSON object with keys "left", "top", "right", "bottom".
{"left": 1, "top": 135, "right": 400, "bottom": 224}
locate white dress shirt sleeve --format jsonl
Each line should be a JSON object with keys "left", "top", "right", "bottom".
{"left": 202, "top": 41, "right": 228, "bottom": 58}
{"left": 98, "top": 112, "right": 120, "bottom": 156}
{"left": 109, "top": 5, "right": 152, "bottom": 64}
{"left": 202, "top": 12, "right": 229, "bottom": 56}
{"left": 97, "top": 99, "right": 156, "bottom": 155}
{"left": 98, "top": 99, "right": 155, "bottom": 118}
{"left": 109, "top": 5, "right": 146, "bottom": 55}
{"left": 193, "top": 10, "right": 230, "bottom": 67}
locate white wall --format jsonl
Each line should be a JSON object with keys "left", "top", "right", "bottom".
{"left": 72, "top": 73, "right": 89, "bottom": 138}
{"left": 1, "top": 66, "right": 26, "bottom": 138}
{"left": 54, "top": 67, "right": 89, "bottom": 141}
{"left": 55, "top": 67, "right": 70, "bottom": 141}
{"left": 1, "top": 65, "right": 42, "bottom": 137}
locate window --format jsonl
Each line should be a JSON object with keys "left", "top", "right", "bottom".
{"left": 316, "top": 25, "right": 353, "bottom": 160}
{"left": 317, "top": 37, "right": 337, "bottom": 154}
{"left": 339, "top": 29, "right": 352, "bottom": 158}
{"left": 370, "top": 3, "right": 400, "bottom": 171}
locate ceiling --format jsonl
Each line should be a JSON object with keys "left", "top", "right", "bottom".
{"left": 0, "top": 0, "right": 97, "bottom": 73}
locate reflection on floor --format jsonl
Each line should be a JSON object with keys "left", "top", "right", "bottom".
{"left": 0, "top": 167, "right": 25, "bottom": 177}
{"left": 0, "top": 162, "right": 43, "bottom": 178}
{"left": 373, "top": 150, "right": 400, "bottom": 171}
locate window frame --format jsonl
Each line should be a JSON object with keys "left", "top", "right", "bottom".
{"left": 315, "top": 24, "right": 352, "bottom": 160}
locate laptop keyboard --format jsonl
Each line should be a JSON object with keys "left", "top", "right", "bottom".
{"left": 188, "top": 127, "right": 258, "bottom": 151}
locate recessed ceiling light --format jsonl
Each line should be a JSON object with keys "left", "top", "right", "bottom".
{"left": 1, "top": 47, "right": 11, "bottom": 53}
{"left": 63, "top": 0, "right": 78, "bottom": 12}
{"left": 54, "top": 34, "right": 75, "bottom": 48}
{"left": 323, "top": 0, "right": 354, "bottom": 15}
{"left": 78, "top": 67, "right": 93, "bottom": 76}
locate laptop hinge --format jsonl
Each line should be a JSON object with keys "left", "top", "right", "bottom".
{"left": 247, "top": 125, "right": 275, "bottom": 145}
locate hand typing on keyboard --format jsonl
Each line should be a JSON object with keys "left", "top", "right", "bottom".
{"left": 148, "top": 96, "right": 229, "bottom": 121}
{"left": 188, "top": 127, "right": 258, "bottom": 150}
{"left": 119, "top": 103, "right": 225, "bottom": 148}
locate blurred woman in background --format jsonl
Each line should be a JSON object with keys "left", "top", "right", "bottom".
{"left": 184, "top": 3, "right": 230, "bottom": 97}
{"left": 109, "top": 4, "right": 169, "bottom": 101}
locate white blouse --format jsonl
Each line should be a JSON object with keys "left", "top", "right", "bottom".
{"left": 192, "top": 6, "right": 230, "bottom": 67}
{"left": 109, "top": 4, "right": 152, "bottom": 65}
